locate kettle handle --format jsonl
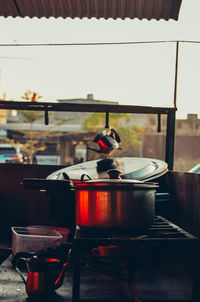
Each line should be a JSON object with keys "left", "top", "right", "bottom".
{"left": 110, "top": 128, "right": 121, "bottom": 143}
{"left": 15, "top": 257, "right": 29, "bottom": 285}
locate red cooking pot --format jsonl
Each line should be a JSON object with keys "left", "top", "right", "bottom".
{"left": 74, "top": 169, "right": 158, "bottom": 232}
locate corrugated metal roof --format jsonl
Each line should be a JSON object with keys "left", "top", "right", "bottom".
{"left": 0, "top": 0, "right": 182, "bottom": 20}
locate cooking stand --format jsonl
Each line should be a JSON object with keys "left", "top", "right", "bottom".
{"left": 72, "top": 216, "right": 199, "bottom": 302}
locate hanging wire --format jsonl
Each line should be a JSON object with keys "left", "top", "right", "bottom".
{"left": 0, "top": 40, "right": 199, "bottom": 47}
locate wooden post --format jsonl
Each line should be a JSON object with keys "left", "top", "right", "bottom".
{"left": 173, "top": 41, "right": 179, "bottom": 109}
{"left": 165, "top": 109, "right": 176, "bottom": 170}
{"left": 165, "top": 41, "right": 179, "bottom": 170}
{"left": 157, "top": 113, "right": 161, "bottom": 133}
{"left": 105, "top": 110, "right": 109, "bottom": 128}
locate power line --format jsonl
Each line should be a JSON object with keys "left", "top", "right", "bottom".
{"left": 0, "top": 56, "right": 52, "bottom": 61}
{"left": 0, "top": 40, "right": 199, "bottom": 47}
{"left": 0, "top": 41, "right": 173, "bottom": 47}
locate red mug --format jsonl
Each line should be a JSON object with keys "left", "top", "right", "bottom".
{"left": 92, "top": 245, "right": 120, "bottom": 262}
{"left": 15, "top": 256, "right": 68, "bottom": 296}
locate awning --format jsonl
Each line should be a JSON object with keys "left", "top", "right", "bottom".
{"left": 0, "top": 0, "right": 182, "bottom": 21}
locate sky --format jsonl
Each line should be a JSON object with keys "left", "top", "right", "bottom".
{"left": 0, "top": 1, "right": 200, "bottom": 118}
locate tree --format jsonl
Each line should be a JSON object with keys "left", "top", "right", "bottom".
{"left": 0, "top": 91, "right": 45, "bottom": 162}
{"left": 82, "top": 112, "right": 144, "bottom": 157}
{"left": 21, "top": 90, "right": 42, "bottom": 103}
{"left": 19, "top": 90, "right": 48, "bottom": 163}
{"left": 114, "top": 125, "right": 144, "bottom": 157}
{"left": 19, "top": 90, "right": 74, "bottom": 164}
{"left": 0, "top": 90, "right": 54, "bottom": 164}
{"left": 82, "top": 112, "right": 130, "bottom": 131}
{"left": 0, "top": 90, "right": 74, "bottom": 164}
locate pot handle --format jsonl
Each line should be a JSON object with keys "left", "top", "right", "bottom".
{"left": 23, "top": 178, "right": 72, "bottom": 191}
{"left": 62, "top": 172, "right": 70, "bottom": 180}
{"left": 81, "top": 174, "right": 92, "bottom": 181}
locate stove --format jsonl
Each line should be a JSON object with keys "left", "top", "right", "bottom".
{"left": 72, "top": 216, "right": 200, "bottom": 302}
{"left": 74, "top": 215, "right": 196, "bottom": 240}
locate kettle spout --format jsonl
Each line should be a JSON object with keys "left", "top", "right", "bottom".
{"left": 87, "top": 147, "right": 102, "bottom": 153}
{"left": 54, "top": 262, "right": 69, "bottom": 290}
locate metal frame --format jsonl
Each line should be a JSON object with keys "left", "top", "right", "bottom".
{"left": 72, "top": 216, "right": 199, "bottom": 302}
{"left": 0, "top": 100, "right": 176, "bottom": 169}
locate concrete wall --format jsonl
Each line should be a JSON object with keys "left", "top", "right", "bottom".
{"left": 143, "top": 133, "right": 166, "bottom": 160}
{"left": 143, "top": 133, "right": 200, "bottom": 171}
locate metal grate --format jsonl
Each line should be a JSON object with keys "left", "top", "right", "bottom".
{"left": 75, "top": 216, "right": 197, "bottom": 241}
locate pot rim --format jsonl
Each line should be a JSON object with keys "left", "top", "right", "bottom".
{"left": 74, "top": 179, "right": 158, "bottom": 190}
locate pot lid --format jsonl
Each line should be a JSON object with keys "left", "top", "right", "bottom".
{"left": 47, "top": 157, "right": 168, "bottom": 182}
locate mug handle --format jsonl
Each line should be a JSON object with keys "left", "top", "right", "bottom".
{"left": 15, "top": 257, "right": 29, "bottom": 285}
{"left": 54, "top": 261, "right": 70, "bottom": 290}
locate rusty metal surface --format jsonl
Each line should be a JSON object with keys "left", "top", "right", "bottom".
{"left": 0, "top": 0, "right": 182, "bottom": 20}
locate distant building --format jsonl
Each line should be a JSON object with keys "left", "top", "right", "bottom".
{"left": 145, "top": 113, "right": 200, "bottom": 135}
{"left": 143, "top": 113, "right": 200, "bottom": 171}
{"left": 175, "top": 114, "right": 200, "bottom": 134}
{"left": 54, "top": 94, "right": 119, "bottom": 125}
{"left": 0, "top": 109, "right": 7, "bottom": 124}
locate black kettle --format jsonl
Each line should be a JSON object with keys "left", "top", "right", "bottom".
{"left": 88, "top": 128, "right": 121, "bottom": 155}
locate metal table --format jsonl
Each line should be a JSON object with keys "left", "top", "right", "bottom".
{"left": 72, "top": 216, "right": 200, "bottom": 302}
